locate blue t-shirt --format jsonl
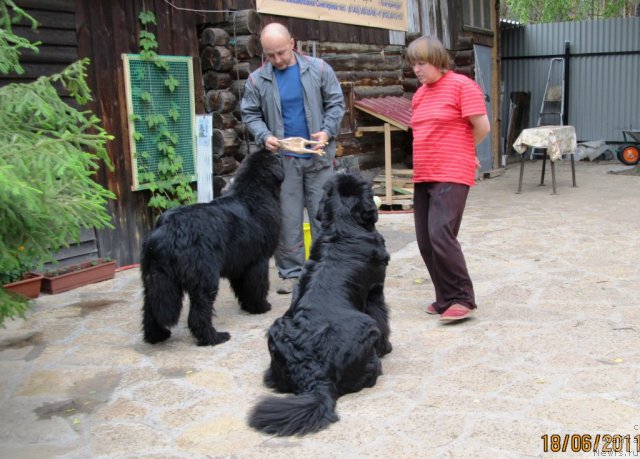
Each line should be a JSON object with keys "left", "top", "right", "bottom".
{"left": 274, "top": 63, "right": 311, "bottom": 158}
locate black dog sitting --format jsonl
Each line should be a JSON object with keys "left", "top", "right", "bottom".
{"left": 249, "top": 173, "right": 392, "bottom": 436}
{"left": 140, "top": 149, "right": 284, "bottom": 346}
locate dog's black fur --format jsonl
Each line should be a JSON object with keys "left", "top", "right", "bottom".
{"left": 249, "top": 173, "right": 392, "bottom": 436}
{"left": 140, "top": 149, "right": 284, "bottom": 346}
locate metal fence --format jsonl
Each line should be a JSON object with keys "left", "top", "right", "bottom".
{"left": 501, "top": 17, "right": 640, "bottom": 145}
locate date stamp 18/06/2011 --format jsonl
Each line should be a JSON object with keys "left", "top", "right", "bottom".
{"left": 541, "top": 434, "right": 640, "bottom": 454}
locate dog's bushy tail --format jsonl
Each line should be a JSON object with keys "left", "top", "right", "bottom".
{"left": 249, "top": 383, "right": 338, "bottom": 436}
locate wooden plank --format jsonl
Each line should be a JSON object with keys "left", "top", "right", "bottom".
{"left": 384, "top": 122, "right": 392, "bottom": 206}
{"left": 15, "top": 9, "right": 76, "bottom": 28}
{"left": 12, "top": 25, "right": 77, "bottom": 46}
{"left": 391, "top": 168, "right": 414, "bottom": 176}
{"left": 18, "top": 45, "right": 78, "bottom": 64}
{"left": 14, "top": 0, "right": 74, "bottom": 11}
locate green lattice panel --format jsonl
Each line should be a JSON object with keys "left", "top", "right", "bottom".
{"left": 123, "top": 54, "right": 196, "bottom": 190}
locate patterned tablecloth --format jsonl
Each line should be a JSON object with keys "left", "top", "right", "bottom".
{"left": 513, "top": 125, "right": 577, "bottom": 161}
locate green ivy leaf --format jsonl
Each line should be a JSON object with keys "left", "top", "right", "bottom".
{"left": 168, "top": 107, "right": 179, "bottom": 122}
{"left": 139, "top": 11, "right": 157, "bottom": 26}
{"left": 140, "top": 91, "right": 152, "bottom": 103}
{"left": 133, "top": 131, "right": 143, "bottom": 141}
{"left": 154, "top": 59, "right": 170, "bottom": 71}
{"left": 164, "top": 75, "right": 179, "bottom": 92}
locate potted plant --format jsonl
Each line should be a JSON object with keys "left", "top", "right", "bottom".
{"left": 0, "top": 1, "right": 116, "bottom": 325}
{"left": 1, "top": 249, "right": 43, "bottom": 299}
{"left": 39, "top": 258, "right": 116, "bottom": 295}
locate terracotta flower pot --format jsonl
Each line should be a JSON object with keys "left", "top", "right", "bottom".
{"left": 2, "top": 273, "right": 44, "bottom": 299}
{"left": 40, "top": 259, "right": 116, "bottom": 294}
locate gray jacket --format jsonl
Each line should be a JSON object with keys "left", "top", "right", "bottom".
{"left": 240, "top": 51, "right": 345, "bottom": 166}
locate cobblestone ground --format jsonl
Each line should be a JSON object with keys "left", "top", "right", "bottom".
{"left": 1, "top": 160, "right": 639, "bottom": 458}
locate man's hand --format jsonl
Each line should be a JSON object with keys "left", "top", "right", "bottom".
{"left": 265, "top": 135, "right": 280, "bottom": 152}
{"left": 310, "top": 131, "right": 330, "bottom": 151}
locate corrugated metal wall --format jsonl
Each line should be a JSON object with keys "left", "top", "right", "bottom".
{"left": 501, "top": 17, "right": 640, "bottom": 143}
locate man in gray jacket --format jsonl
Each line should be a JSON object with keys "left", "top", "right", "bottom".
{"left": 241, "top": 23, "right": 345, "bottom": 294}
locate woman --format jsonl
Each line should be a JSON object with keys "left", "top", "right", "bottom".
{"left": 407, "top": 36, "right": 490, "bottom": 322}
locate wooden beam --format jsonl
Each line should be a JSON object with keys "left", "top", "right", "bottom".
{"left": 384, "top": 122, "right": 392, "bottom": 206}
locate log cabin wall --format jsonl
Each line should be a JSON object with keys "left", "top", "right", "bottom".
{"left": 72, "top": 0, "right": 409, "bottom": 265}
{"left": 6, "top": 1, "right": 498, "bottom": 266}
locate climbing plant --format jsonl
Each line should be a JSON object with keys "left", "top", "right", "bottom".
{"left": 130, "top": 10, "right": 195, "bottom": 212}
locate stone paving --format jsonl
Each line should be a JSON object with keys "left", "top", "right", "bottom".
{"left": 1, "top": 160, "right": 639, "bottom": 459}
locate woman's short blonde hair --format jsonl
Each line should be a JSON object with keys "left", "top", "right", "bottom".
{"left": 406, "top": 36, "right": 452, "bottom": 71}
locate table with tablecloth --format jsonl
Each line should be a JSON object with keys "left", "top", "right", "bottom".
{"left": 512, "top": 125, "right": 578, "bottom": 194}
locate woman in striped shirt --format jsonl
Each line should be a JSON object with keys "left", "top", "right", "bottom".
{"left": 407, "top": 36, "right": 490, "bottom": 323}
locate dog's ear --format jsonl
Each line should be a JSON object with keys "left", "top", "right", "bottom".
{"left": 317, "top": 180, "right": 337, "bottom": 227}
{"left": 348, "top": 179, "right": 378, "bottom": 229}
{"left": 350, "top": 197, "right": 378, "bottom": 230}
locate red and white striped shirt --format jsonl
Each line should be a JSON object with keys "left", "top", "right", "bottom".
{"left": 410, "top": 71, "right": 487, "bottom": 186}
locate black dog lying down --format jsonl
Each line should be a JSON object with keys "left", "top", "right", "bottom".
{"left": 249, "top": 173, "right": 392, "bottom": 436}
{"left": 140, "top": 149, "right": 284, "bottom": 346}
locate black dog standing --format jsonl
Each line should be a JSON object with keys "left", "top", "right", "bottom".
{"left": 249, "top": 173, "right": 392, "bottom": 436}
{"left": 140, "top": 149, "right": 284, "bottom": 346}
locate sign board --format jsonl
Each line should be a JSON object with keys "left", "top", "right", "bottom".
{"left": 196, "top": 115, "right": 214, "bottom": 202}
{"left": 257, "top": 0, "right": 408, "bottom": 31}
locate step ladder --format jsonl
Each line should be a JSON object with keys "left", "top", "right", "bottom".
{"left": 532, "top": 57, "right": 565, "bottom": 158}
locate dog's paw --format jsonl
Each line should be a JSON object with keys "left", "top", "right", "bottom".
{"left": 250, "top": 302, "right": 272, "bottom": 314}
{"left": 144, "top": 328, "right": 171, "bottom": 344}
{"left": 196, "top": 331, "right": 231, "bottom": 346}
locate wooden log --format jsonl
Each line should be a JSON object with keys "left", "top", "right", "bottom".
{"left": 213, "top": 155, "right": 239, "bottom": 175}
{"left": 204, "top": 89, "right": 237, "bottom": 113}
{"left": 229, "top": 78, "right": 247, "bottom": 98}
{"left": 203, "top": 71, "right": 232, "bottom": 90}
{"left": 335, "top": 70, "right": 401, "bottom": 87}
{"left": 211, "top": 112, "right": 237, "bottom": 130}
{"left": 199, "top": 27, "right": 230, "bottom": 48}
{"left": 223, "top": 9, "right": 262, "bottom": 35}
{"left": 201, "top": 46, "right": 234, "bottom": 72}
{"left": 455, "top": 65, "right": 474, "bottom": 78}
{"left": 323, "top": 54, "right": 403, "bottom": 72}
{"left": 402, "top": 65, "right": 415, "bottom": 78}
{"left": 235, "top": 140, "right": 262, "bottom": 162}
{"left": 402, "top": 78, "right": 420, "bottom": 93}
{"left": 235, "top": 123, "right": 255, "bottom": 141}
{"left": 353, "top": 85, "right": 404, "bottom": 100}
{"left": 299, "top": 41, "right": 404, "bottom": 56}
{"left": 229, "top": 34, "right": 262, "bottom": 60}
{"left": 231, "top": 59, "right": 261, "bottom": 79}
{"left": 456, "top": 36, "right": 474, "bottom": 50}
{"left": 454, "top": 49, "right": 474, "bottom": 66}
{"left": 212, "top": 128, "right": 239, "bottom": 157}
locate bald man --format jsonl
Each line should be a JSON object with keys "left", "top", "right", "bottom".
{"left": 241, "top": 23, "right": 345, "bottom": 294}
